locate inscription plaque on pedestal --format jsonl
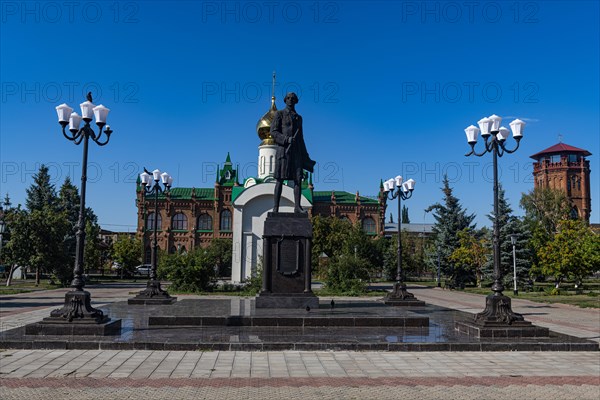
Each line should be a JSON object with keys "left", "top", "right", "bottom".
{"left": 277, "top": 238, "right": 301, "bottom": 276}
{"left": 256, "top": 212, "right": 319, "bottom": 309}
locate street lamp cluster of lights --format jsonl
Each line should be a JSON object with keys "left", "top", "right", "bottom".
{"left": 50, "top": 93, "right": 114, "bottom": 323}
{"left": 382, "top": 176, "right": 423, "bottom": 305}
{"left": 129, "top": 169, "right": 176, "bottom": 304}
{"left": 464, "top": 114, "right": 525, "bottom": 324}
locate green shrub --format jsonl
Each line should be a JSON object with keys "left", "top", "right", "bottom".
{"left": 543, "top": 286, "right": 560, "bottom": 296}
{"left": 323, "top": 255, "right": 370, "bottom": 295}
{"left": 238, "top": 256, "right": 262, "bottom": 295}
{"left": 158, "top": 248, "right": 215, "bottom": 293}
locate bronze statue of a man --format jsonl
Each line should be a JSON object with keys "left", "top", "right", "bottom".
{"left": 270, "top": 92, "right": 316, "bottom": 213}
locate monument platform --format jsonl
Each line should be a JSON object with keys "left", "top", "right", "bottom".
{"left": 1, "top": 298, "right": 596, "bottom": 352}
{"left": 148, "top": 299, "right": 428, "bottom": 328}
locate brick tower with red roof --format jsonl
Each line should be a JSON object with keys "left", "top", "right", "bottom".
{"left": 531, "top": 142, "right": 592, "bottom": 222}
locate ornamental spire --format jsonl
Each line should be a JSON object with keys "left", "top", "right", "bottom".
{"left": 256, "top": 71, "right": 278, "bottom": 145}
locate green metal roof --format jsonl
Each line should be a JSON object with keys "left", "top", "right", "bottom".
{"left": 230, "top": 182, "right": 313, "bottom": 204}
{"left": 155, "top": 187, "right": 215, "bottom": 200}
{"left": 313, "top": 191, "right": 379, "bottom": 205}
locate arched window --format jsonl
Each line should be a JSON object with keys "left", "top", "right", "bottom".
{"left": 260, "top": 156, "right": 265, "bottom": 174}
{"left": 362, "top": 217, "right": 376, "bottom": 234}
{"left": 570, "top": 207, "right": 579, "bottom": 220}
{"left": 220, "top": 209, "right": 232, "bottom": 231}
{"left": 170, "top": 246, "right": 177, "bottom": 254}
{"left": 197, "top": 214, "right": 213, "bottom": 230}
{"left": 146, "top": 213, "right": 162, "bottom": 230}
{"left": 269, "top": 155, "right": 274, "bottom": 172}
{"left": 339, "top": 215, "right": 351, "bottom": 224}
{"left": 172, "top": 213, "right": 188, "bottom": 230}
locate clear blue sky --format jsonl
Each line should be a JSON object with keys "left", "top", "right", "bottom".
{"left": 1, "top": 0, "right": 599, "bottom": 231}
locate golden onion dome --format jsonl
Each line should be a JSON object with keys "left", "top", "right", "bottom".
{"left": 256, "top": 96, "right": 277, "bottom": 145}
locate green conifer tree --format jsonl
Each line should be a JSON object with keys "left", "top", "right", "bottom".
{"left": 25, "top": 165, "right": 56, "bottom": 211}
{"left": 425, "top": 175, "right": 476, "bottom": 285}
{"left": 401, "top": 205, "right": 410, "bottom": 224}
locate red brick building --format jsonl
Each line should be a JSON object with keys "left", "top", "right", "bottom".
{"left": 531, "top": 142, "right": 592, "bottom": 222}
{"left": 135, "top": 162, "right": 386, "bottom": 262}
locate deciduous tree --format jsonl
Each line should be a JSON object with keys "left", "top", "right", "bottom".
{"left": 535, "top": 220, "right": 600, "bottom": 286}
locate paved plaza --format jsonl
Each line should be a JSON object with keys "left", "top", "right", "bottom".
{"left": 1, "top": 284, "right": 599, "bottom": 399}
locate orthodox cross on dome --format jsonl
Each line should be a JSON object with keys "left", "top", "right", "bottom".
{"left": 256, "top": 71, "right": 278, "bottom": 145}
{"left": 271, "top": 70, "right": 276, "bottom": 99}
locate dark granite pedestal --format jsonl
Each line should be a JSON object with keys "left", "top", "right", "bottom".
{"left": 128, "top": 280, "right": 177, "bottom": 305}
{"left": 256, "top": 212, "right": 319, "bottom": 309}
{"left": 455, "top": 320, "right": 550, "bottom": 339}
{"left": 384, "top": 282, "right": 426, "bottom": 307}
{"left": 455, "top": 294, "right": 550, "bottom": 339}
{"left": 25, "top": 290, "right": 121, "bottom": 336}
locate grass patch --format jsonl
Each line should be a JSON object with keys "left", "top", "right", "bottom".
{"left": 383, "top": 278, "right": 600, "bottom": 309}
{"left": 0, "top": 280, "right": 61, "bottom": 295}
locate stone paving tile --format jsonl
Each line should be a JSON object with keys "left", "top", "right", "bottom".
{"left": 109, "top": 350, "right": 153, "bottom": 378}
{"left": 47, "top": 350, "right": 103, "bottom": 378}
{"left": 25, "top": 349, "right": 85, "bottom": 378}
{"left": 190, "top": 351, "right": 218, "bottom": 379}
{"left": 149, "top": 351, "right": 187, "bottom": 379}
{"left": 3, "top": 350, "right": 68, "bottom": 378}
{"left": 170, "top": 351, "right": 203, "bottom": 378}
{"left": 128, "top": 351, "right": 168, "bottom": 379}
{"left": 87, "top": 350, "right": 136, "bottom": 379}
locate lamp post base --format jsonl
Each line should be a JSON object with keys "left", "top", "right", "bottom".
{"left": 128, "top": 280, "right": 177, "bottom": 305}
{"left": 474, "top": 293, "right": 523, "bottom": 325}
{"left": 454, "top": 294, "right": 550, "bottom": 338}
{"left": 384, "top": 282, "right": 425, "bottom": 306}
{"left": 25, "top": 290, "right": 121, "bottom": 336}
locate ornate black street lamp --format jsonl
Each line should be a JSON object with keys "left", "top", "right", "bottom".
{"left": 464, "top": 114, "right": 525, "bottom": 324}
{"left": 129, "top": 168, "right": 176, "bottom": 304}
{"left": 382, "top": 176, "right": 424, "bottom": 305}
{"left": 48, "top": 94, "right": 116, "bottom": 328}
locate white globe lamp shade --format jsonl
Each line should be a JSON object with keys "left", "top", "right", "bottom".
{"left": 69, "top": 112, "right": 82, "bottom": 131}
{"left": 464, "top": 125, "right": 480, "bottom": 144}
{"left": 387, "top": 178, "right": 395, "bottom": 190}
{"left": 160, "top": 172, "right": 170, "bottom": 184}
{"left": 394, "top": 175, "right": 403, "bottom": 187}
{"left": 92, "top": 104, "right": 110, "bottom": 124}
{"left": 56, "top": 103, "right": 73, "bottom": 123}
{"left": 140, "top": 172, "right": 151, "bottom": 186}
{"left": 405, "top": 178, "right": 416, "bottom": 191}
{"left": 497, "top": 127, "right": 510, "bottom": 141}
{"left": 383, "top": 180, "right": 390, "bottom": 192}
{"left": 152, "top": 169, "right": 161, "bottom": 181}
{"left": 509, "top": 119, "right": 525, "bottom": 138}
{"left": 478, "top": 117, "right": 492, "bottom": 137}
{"left": 167, "top": 176, "right": 174, "bottom": 187}
{"left": 79, "top": 100, "right": 95, "bottom": 121}
{"left": 489, "top": 114, "right": 502, "bottom": 131}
